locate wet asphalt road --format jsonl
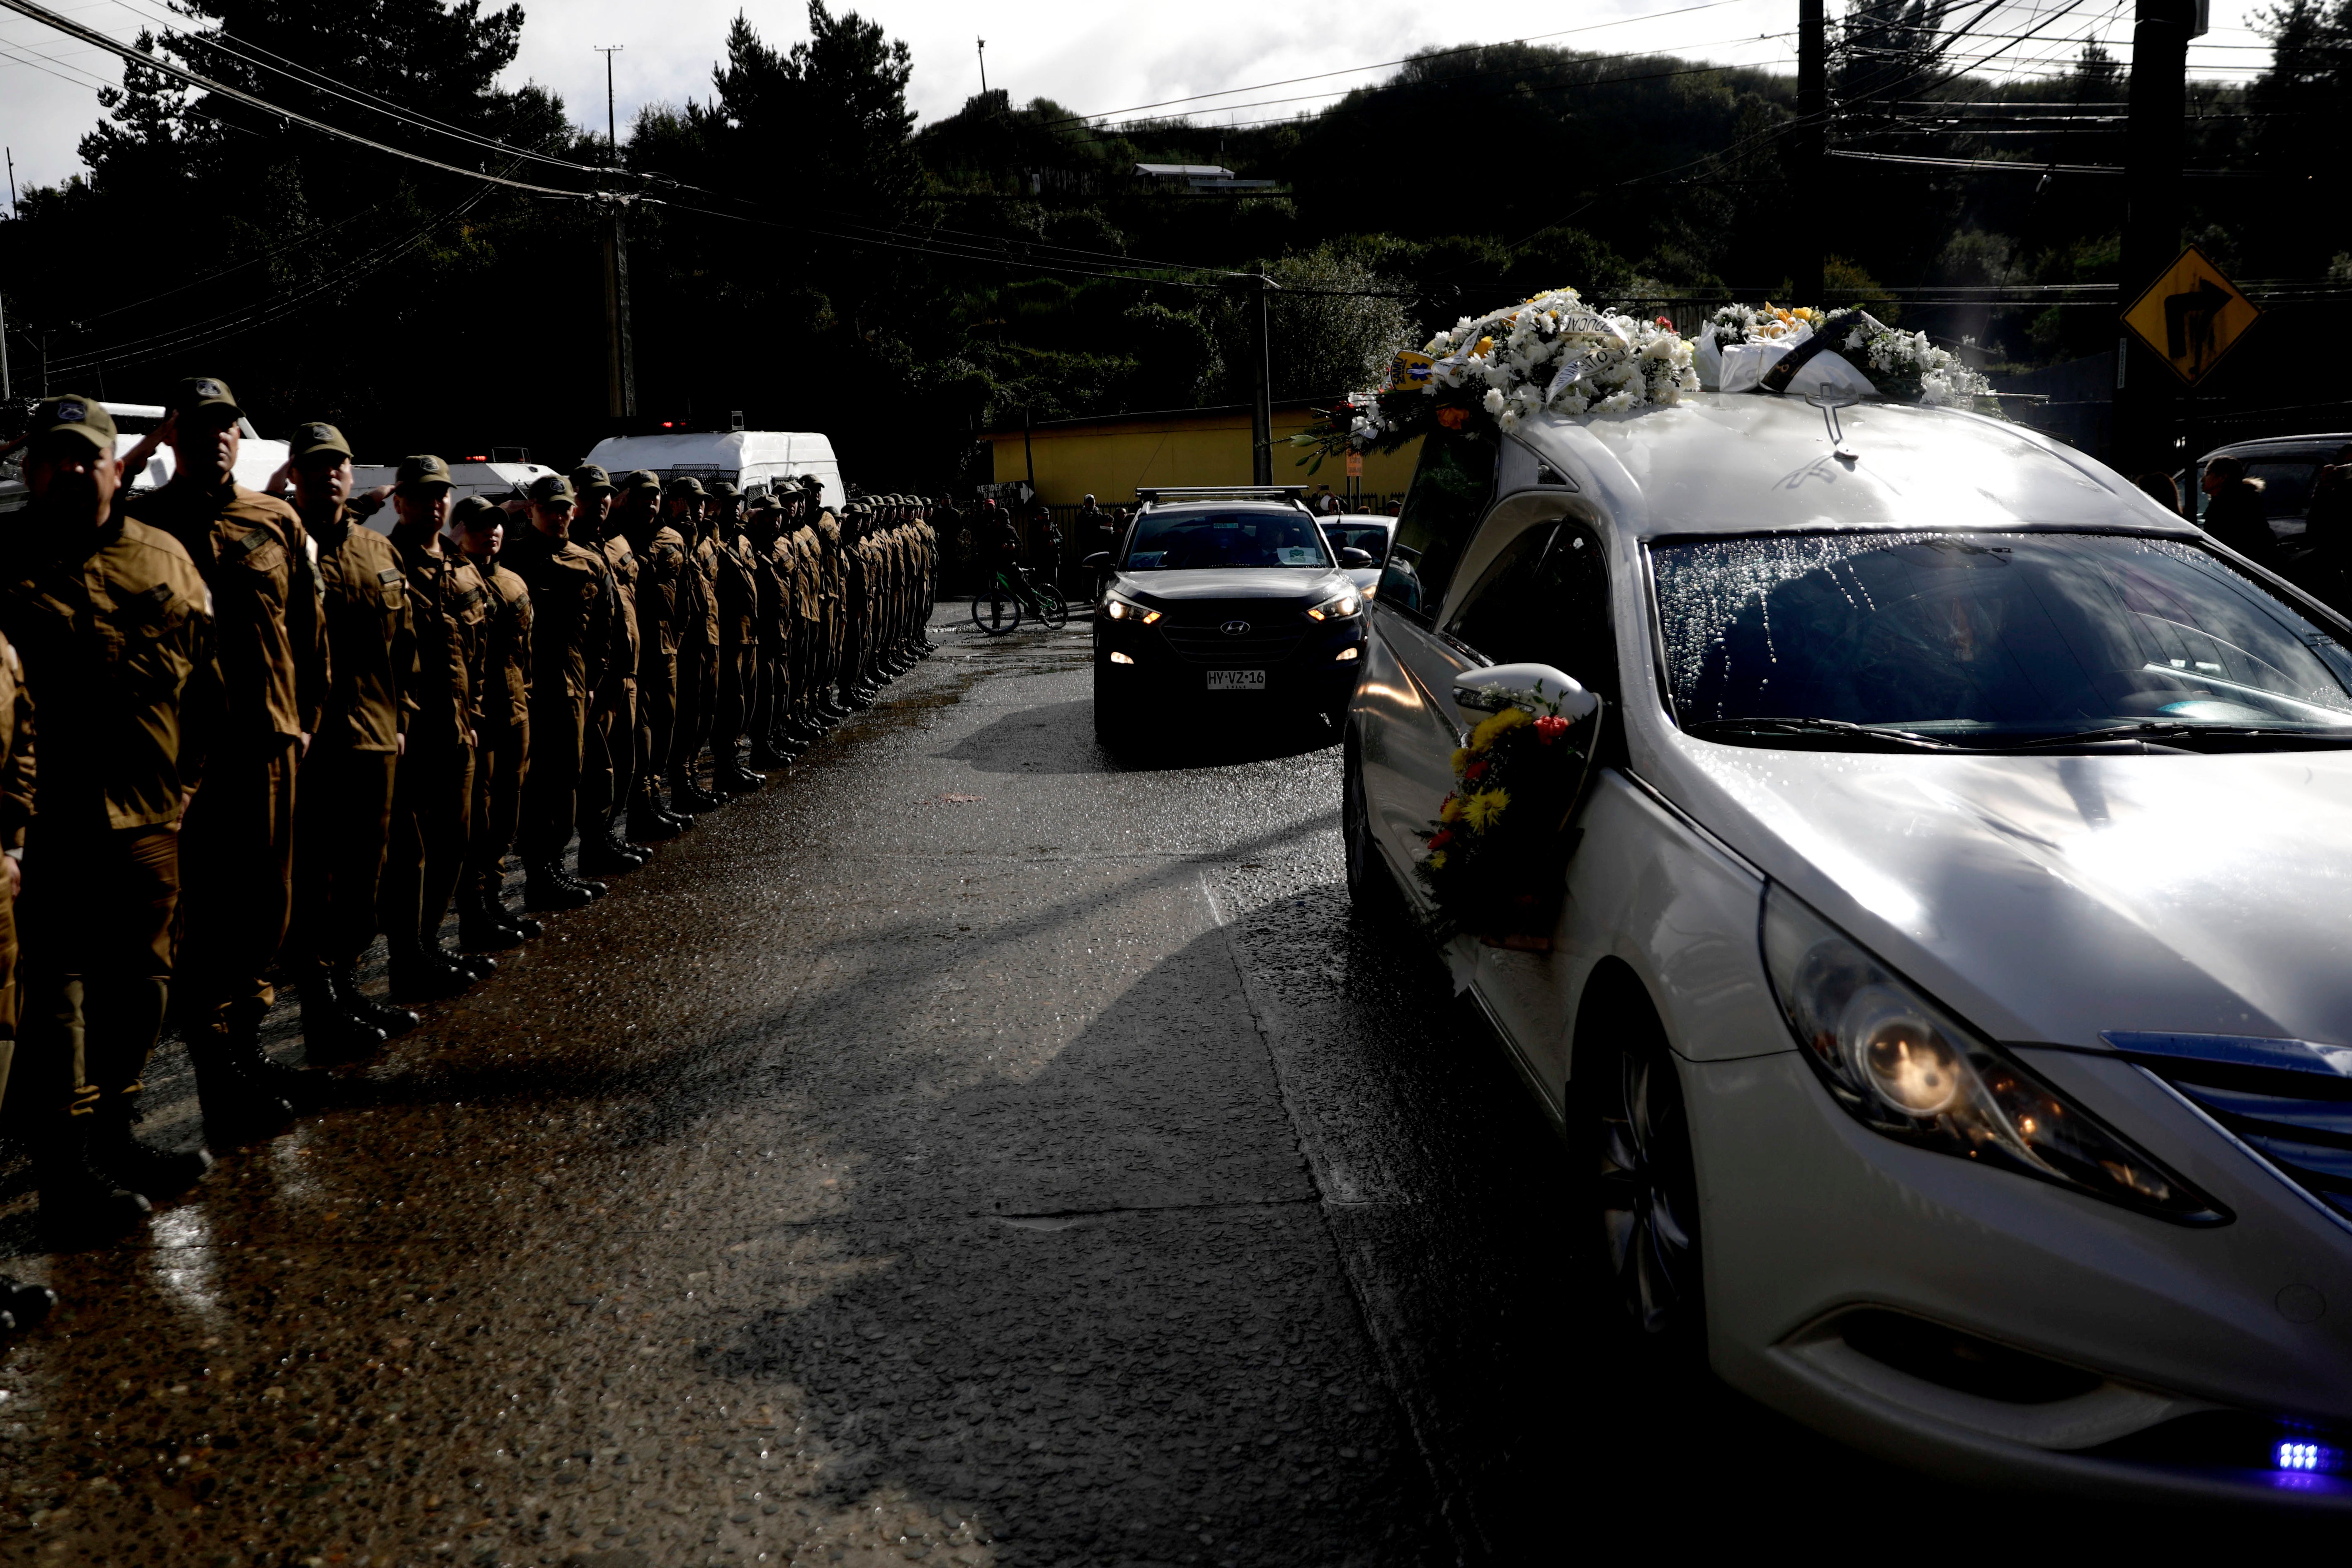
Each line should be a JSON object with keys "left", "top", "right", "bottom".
{"left": 0, "top": 607, "right": 2023, "bottom": 1564}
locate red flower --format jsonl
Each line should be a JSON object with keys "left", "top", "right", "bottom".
{"left": 1655, "top": 315, "right": 1674, "bottom": 329}
{"left": 1534, "top": 716, "right": 1570, "bottom": 745}
{"left": 1464, "top": 759, "right": 1489, "bottom": 782}
{"left": 1427, "top": 830, "right": 1455, "bottom": 852}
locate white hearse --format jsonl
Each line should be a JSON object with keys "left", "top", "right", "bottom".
{"left": 581, "top": 429, "right": 845, "bottom": 510}
{"left": 1345, "top": 387, "right": 2352, "bottom": 1502}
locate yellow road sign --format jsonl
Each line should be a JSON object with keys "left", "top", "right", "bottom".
{"left": 2121, "top": 246, "right": 2260, "bottom": 385}
{"left": 1344, "top": 452, "right": 1363, "bottom": 478}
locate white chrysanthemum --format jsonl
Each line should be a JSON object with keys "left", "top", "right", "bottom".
{"left": 1483, "top": 387, "right": 1506, "bottom": 415}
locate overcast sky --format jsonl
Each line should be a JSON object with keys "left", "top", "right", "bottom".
{"left": 0, "top": 0, "right": 2279, "bottom": 199}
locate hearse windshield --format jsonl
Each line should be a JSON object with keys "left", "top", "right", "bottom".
{"left": 1125, "top": 508, "right": 1333, "bottom": 570}
{"left": 1651, "top": 530, "right": 2352, "bottom": 750}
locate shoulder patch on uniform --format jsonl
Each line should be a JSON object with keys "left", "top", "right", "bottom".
{"left": 378, "top": 567, "right": 405, "bottom": 585}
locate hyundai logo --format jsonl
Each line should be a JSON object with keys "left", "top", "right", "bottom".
{"left": 1220, "top": 619, "right": 1252, "bottom": 635}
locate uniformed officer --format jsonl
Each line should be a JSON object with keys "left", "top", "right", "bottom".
{"left": 277, "top": 420, "right": 421, "bottom": 1058}
{"left": 381, "top": 456, "right": 491, "bottom": 1000}
{"left": 502, "top": 473, "right": 621, "bottom": 905}
{"left": 0, "top": 601, "right": 58, "bottom": 1329}
{"left": 663, "top": 477, "right": 725, "bottom": 812}
{"left": 127, "top": 375, "right": 328, "bottom": 1145}
{"left": 745, "top": 495, "right": 797, "bottom": 768}
{"left": 621, "top": 471, "right": 693, "bottom": 838}
{"left": 812, "top": 483, "right": 852, "bottom": 721}
{"left": 453, "top": 495, "right": 543, "bottom": 949}
{"left": 785, "top": 490, "right": 830, "bottom": 743}
{"left": 4, "top": 395, "right": 224, "bottom": 1241}
{"left": 569, "top": 464, "right": 651, "bottom": 869}
{"left": 708, "top": 481, "right": 765, "bottom": 794}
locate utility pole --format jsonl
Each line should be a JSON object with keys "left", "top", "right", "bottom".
{"left": 593, "top": 45, "right": 624, "bottom": 159}
{"left": 1796, "top": 0, "right": 1826, "bottom": 304}
{"left": 1248, "top": 269, "right": 1279, "bottom": 486}
{"left": 0, "top": 294, "right": 11, "bottom": 400}
{"left": 5, "top": 147, "right": 15, "bottom": 218}
{"left": 976, "top": 37, "right": 988, "bottom": 95}
{"left": 602, "top": 201, "right": 636, "bottom": 428}
{"left": 2118, "top": 0, "right": 2194, "bottom": 471}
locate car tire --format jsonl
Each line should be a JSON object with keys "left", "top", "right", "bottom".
{"left": 1342, "top": 725, "right": 1401, "bottom": 916}
{"left": 1575, "top": 977, "right": 1706, "bottom": 1358}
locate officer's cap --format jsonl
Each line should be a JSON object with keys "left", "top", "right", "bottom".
{"left": 451, "top": 493, "right": 501, "bottom": 527}
{"left": 621, "top": 469, "right": 662, "bottom": 493}
{"left": 291, "top": 421, "right": 351, "bottom": 462}
{"left": 28, "top": 393, "right": 117, "bottom": 456}
{"left": 529, "top": 473, "right": 576, "bottom": 506}
{"left": 396, "top": 454, "right": 454, "bottom": 493}
{"left": 571, "top": 463, "right": 615, "bottom": 495}
{"left": 665, "top": 475, "right": 706, "bottom": 500}
{"left": 709, "top": 480, "right": 739, "bottom": 500}
{"left": 796, "top": 473, "right": 822, "bottom": 491}
{"left": 169, "top": 375, "right": 243, "bottom": 424}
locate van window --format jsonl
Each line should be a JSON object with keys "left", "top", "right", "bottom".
{"left": 1445, "top": 521, "right": 1616, "bottom": 701}
{"left": 1377, "top": 425, "right": 1497, "bottom": 623}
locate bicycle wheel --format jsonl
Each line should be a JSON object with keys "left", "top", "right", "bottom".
{"left": 1032, "top": 586, "right": 1070, "bottom": 629}
{"left": 970, "top": 586, "right": 1023, "bottom": 636}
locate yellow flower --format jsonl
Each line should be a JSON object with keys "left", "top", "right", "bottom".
{"left": 1469, "top": 706, "right": 1533, "bottom": 752}
{"left": 1470, "top": 335, "right": 1494, "bottom": 359}
{"left": 1426, "top": 851, "right": 1448, "bottom": 871}
{"left": 1463, "top": 789, "right": 1511, "bottom": 831}
{"left": 1450, "top": 747, "right": 1472, "bottom": 774}
{"left": 1439, "top": 795, "right": 1466, "bottom": 823}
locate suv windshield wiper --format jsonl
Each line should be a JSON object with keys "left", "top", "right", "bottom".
{"left": 1682, "top": 716, "right": 1963, "bottom": 752}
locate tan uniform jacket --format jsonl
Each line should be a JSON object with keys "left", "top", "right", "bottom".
{"left": 715, "top": 527, "right": 760, "bottom": 646}
{"left": 129, "top": 479, "right": 325, "bottom": 747}
{"left": 686, "top": 529, "right": 723, "bottom": 653}
{"left": 624, "top": 524, "right": 688, "bottom": 671}
{"left": 0, "top": 638, "right": 33, "bottom": 854}
{"left": 473, "top": 557, "right": 532, "bottom": 729}
{"left": 311, "top": 511, "right": 418, "bottom": 752}
{"left": 791, "top": 528, "right": 821, "bottom": 623}
{"left": 594, "top": 531, "right": 640, "bottom": 692}
{"left": 0, "top": 517, "right": 220, "bottom": 833}
{"left": 391, "top": 533, "right": 490, "bottom": 749}
{"left": 501, "top": 527, "right": 610, "bottom": 706}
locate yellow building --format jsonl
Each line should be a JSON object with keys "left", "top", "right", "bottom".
{"left": 985, "top": 400, "right": 1422, "bottom": 506}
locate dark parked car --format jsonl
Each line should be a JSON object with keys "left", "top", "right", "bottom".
{"left": 2189, "top": 432, "right": 2352, "bottom": 556}
{"left": 1320, "top": 517, "right": 1396, "bottom": 596}
{"left": 1087, "top": 487, "right": 1374, "bottom": 745}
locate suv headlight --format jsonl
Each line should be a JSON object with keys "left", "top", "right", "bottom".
{"left": 1761, "top": 884, "right": 2224, "bottom": 1223}
{"left": 1306, "top": 589, "right": 1362, "bottom": 622}
{"left": 1102, "top": 591, "right": 1160, "bottom": 625}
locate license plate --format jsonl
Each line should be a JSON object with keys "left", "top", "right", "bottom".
{"left": 1206, "top": 669, "right": 1266, "bottom": 691}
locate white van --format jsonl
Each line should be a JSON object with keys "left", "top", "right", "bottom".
{"left": 0, "top": 402, "right": 292, "bottom": 515}
{"left": 345, "top": 459, "right": 560, "bottom": 533}
{"left": 581, "top": 430, "right": 845, "bottom": 510}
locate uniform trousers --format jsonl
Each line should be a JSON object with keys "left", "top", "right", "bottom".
{"left": 382, "top": 737, "right": 473, "bottom": 957}
{"left": 464, "top": 717, "right": 530, "bottom": 901}
{"left": 520, "top": 691, "right": 587, "bottom": 867}
{"left": 670, "top": 639, "right": 719, "bottom": 778}
{"left": 753, "top": 634, "right": 787, "bottom": 745}
{"left": 283, "top": 741, "right": 397, "bottom": 977}
{"left": 634, "top": 659, "right": 677, "bottom": 806}
{"left": 176, "top": 734, "right": 298, "bottom": 1033}
{"left": 716, "top": 633, "right": 757, "bottom": 757}
{"left": 796, "top": 617, "right": 822, "bottom": 722}
{"left": 584, "top": 680, "right": 634, "bottom": 832}
{"left": 12, "top": 823, "right": 177, "bottom": 1131}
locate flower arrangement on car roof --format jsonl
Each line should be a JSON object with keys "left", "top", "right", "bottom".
{"left": 1416, "top": 688, "right": 1596, "bottom": 946}
{"left": 1700, "top": 301, "right": 2000, "bottom": 411}
{"left": 1293, "top": 284, "right": 1700, "bottom": 466}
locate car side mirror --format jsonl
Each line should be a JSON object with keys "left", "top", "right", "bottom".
{"left": 1337, "top": 547, "right": 1374, "bottom": 567}
{"left": 1082, "top": 551, "right": 1110, "bottom": 568}
{"left": 1451, "top": 663, "right": 1600, "bottom": 723}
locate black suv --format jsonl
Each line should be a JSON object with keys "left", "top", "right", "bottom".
{"left": 1086, "top": 487, "right": 1375, "bottom": 745}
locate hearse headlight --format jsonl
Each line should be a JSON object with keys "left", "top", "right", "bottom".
{"left": 1103, "top": 591, "right": 1160, "bottom": 625}
{"left": 1306, "top": 589, "right": 1362, "bottom": 622}
{"left": 1760, "top": 884, "right": 2223, "bottom": 1223}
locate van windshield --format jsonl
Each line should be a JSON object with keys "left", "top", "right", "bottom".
{"left": 1125, "top": 508, "right": 1333, "bottom": 570}
{"left": 1651, "top": 531, "right": 2352, "bottom": 749}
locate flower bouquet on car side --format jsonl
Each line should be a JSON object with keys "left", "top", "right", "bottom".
{"left": 1416, "top": 691, "right": 1599, "bottom": 947}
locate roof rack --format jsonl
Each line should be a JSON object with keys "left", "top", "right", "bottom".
{"left": 1135, "top": 485, "right": 1307, "bottom": 503}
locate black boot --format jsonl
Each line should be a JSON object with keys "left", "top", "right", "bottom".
{"left": 525, "top": 864, "right": 597, "bottom": 912}
{"left": 716, "top": 763, "right": 765, "bottom": 794}
{"left": 89, "top": 1090, "right": 220, "bottom": 1195}
{"left": 335, "top": 967, "right": 418, "bottom": 1037}
{"left": 578, "top": 832, "right": 646, "bottom": 876}
{"left": 438, "top": 943, "right": 496, "bottom": 982}
{"left": 298, "top": 976, "right": 388, "bottom": 1063}
{"left": 34, "top": 1118, "right": 150, "bottom": 1249}
{"left": 388, "top": 945, "right": 473, "bottom": 1000}
{"left": 0, "top": 1276, "right": 56, "bottom": 1333}
{"left": 186, "top": 1020, "right": 312, "bottom": 1142}
{"left": 459, "top": 890, "right": 528, "bottom": 951}
{"left": 626, "top": 797, "right": 684, "bottom": 841}
{"left": 668, "top": 775, "right": 724, "bottom": 814}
